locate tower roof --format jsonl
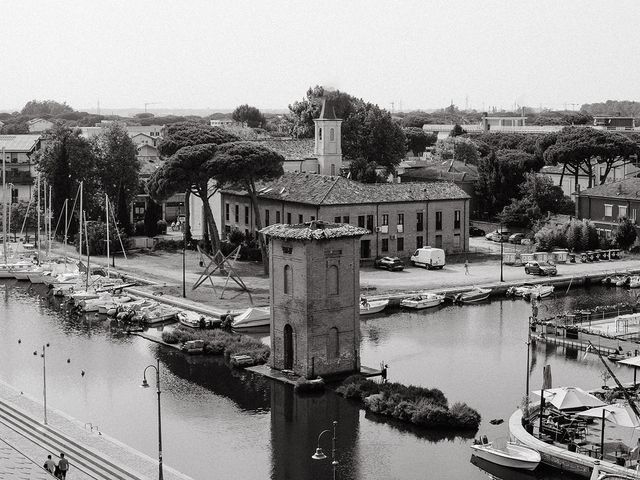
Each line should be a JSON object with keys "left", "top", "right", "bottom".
{"left": 318, "top": 98, "right": 337, "bottom": 120}
{"left": 260, "top": 221, "right": 368, "bottom": 241}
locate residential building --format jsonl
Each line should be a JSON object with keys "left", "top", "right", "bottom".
{"left": 219, "top": 172, "right": 470, "bottom": 258}
{"left": 130, "top": 132, "right": 157, "bottom": 147}
{"left": 593, "top": 115, "right": 635, "bottom": 130}
{"left": 210, "top": 119, "right": 245, "bottom": 128}
{"left": 0, "top": 134, "right": 41, "bottom": 202}
{"left": 576, "top": 178, "right": 640, "bottom": 239}
{"left": 27, "top": 118, "right": 54, "bottom": 133}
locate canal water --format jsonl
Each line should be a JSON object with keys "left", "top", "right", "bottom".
{"left": 0, "top": 280, "right": 636, "bottom": 480}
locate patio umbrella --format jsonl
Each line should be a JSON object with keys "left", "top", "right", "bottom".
{"left": 578, "top": 404, "right": 640, "bottom": 460}
{"left": 617, "top": 355, "right": 640, "bottom": 385}
{"left": 548, "top": 387, "right": 605, "bottom": 411}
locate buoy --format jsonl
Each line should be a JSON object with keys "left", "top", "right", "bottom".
{"left": 67, "top": 358, "right": 71, "bottom": 363}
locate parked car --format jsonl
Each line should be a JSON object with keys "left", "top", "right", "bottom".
{"left": 486, "top": 230, "right": 512, "bottom": 242}
{"left": 410, "top": 247, "right": 446, "bottom": 269}
{"left": 509, "top": 233, "right": 525, "bottom": 244}
{"left": 374, "top": 256, "right": 405, "bottom": 271}
{"left": 469, "top": 226, "right": 486, "bottom": 237}
{"left": 524, "top": 261, "right": 557, "bottom": 276}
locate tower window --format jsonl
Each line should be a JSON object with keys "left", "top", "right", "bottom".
{"left": 284, "top": 265, "right": 293, "bottom": 294}
{"left": 327, "top": 327, "right": 339, "bottom": 359}
{"left": 319, "top": 127, "right": 323, "bottom": 140}
{"left": 330, "top": 128, "right": 335, "bottom": 141}
{"left": 327, "top": 264, "right": 339, "bottom": 295}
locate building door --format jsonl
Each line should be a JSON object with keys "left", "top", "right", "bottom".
{"left": 435, "top": 235, "right": 443, "bottom": 248}
{"left": 360, "top": 240, "right": 371, "bottom": 259}
{"left": 283, "top": 324, "right": 293, "bottom": 370}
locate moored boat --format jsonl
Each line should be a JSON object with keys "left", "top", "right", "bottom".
{"left": 456, "top": 287, "right": 492, "bottom": 304}
{"left": 178, "top": 310, "right": 214, "bottom": 328}
{"left": 400, "top": 293, "right": 445, "bottom": 309}
{"left": 360, "top": 298, "right": 389, "bottom": 315}
{"left": 470, "top": 439, "right": 541, "bottom": 471}
{"left": 629, "top": 276, "right": 640, "bottom": 288}
{"left": 232, "top": 306, "right": 271, "bottom": 329}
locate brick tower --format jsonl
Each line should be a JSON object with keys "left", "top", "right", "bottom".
{"left": 261, "top": 221, "right": 368, "bottom": 378}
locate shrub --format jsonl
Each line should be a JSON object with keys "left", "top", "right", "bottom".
{"left": 615, "top": 217, "right": 637, "bottom": 250}
{"left": 75, "top": 220, "right": 129, "bottom": 255}
{"left": 227, "top": 228, "right": 245, "bottom": 246}
{"left": 449, "top": 402, "right": 482, "bottom": 428}
{"left": 411, "top": 400, "right": 452, "bottom": 427}
{"left": 134, "top": 220, "right": 145, "bottom": 236}
{"left": 162, "top": 330, "right": 179, "bottom": 344}
{"left": 157, "top": 219, "right": 168, "bottom": 234}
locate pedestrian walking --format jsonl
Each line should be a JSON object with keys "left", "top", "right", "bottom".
{"left": 57, "top": 453, "right": 69, "bottom": 479}
{"left": 464, "top": 259, "right": 470, "bottom": 275}
{"left": 43, "top": 454, "right": 56, "bottom": 474}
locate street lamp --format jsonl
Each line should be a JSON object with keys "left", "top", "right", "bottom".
{"left": 33, "top": 343, "right": 50, "bottom": 424}
{"left": 312, "top": 420, "right": 338, "bottom": 480}
{"left": 141, "top": 359, "right": 164, "bottom": 480}
{"left": 500, "top": 224, "right": 504, "bottom": 282}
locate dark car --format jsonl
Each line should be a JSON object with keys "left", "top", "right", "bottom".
{"left": 469, "top": 226, "right": 486, "bottom": 237}
{"left": 509, "top": 233, "right": 525, "bottom": 244}
{"left": 524, "top": 261, "right": 557, "bottom": 276}
{"left": 374, "top": 256, "right": 405, "bottom": 271}
{"left": 486, "top": 230, "right": 511, "bottom": 242}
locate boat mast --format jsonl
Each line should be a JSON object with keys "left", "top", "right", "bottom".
{"left": 36, "top": 173, "right": 41, "bottom": 264}
{"left": 84, "top": 210, "right": 89, "bottom": 290}
{"left": 106, "top": 193, "right": 109, "bottom": 279}
{"left": 64, "top": 199, "right": 68, "bottom": 269}
{"left": 2, "top": 146, "right": 6, "bottom": 264}
{"left": 78, "top": 181, "right": 83, "bottom": 266}
{"left": 48, "top": 185, "right": 52, "bottom": 256}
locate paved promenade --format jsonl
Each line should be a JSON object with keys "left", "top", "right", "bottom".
{"left": 0, "top": 380, "right": 193, "bottom": 480}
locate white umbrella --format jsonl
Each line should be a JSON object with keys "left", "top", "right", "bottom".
{"left": 578, "top": 404, "right": 640, "bottom": 428}
{"left": 547, "top": 387, "right": 605, "bottom": 411}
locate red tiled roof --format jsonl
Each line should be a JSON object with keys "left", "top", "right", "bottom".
{"left": 579, "top": 177, "right": 640, "bottom": 200}
{"left": 253, "top": 139, "right": 315, "bottom": 160}
{"left": 261, "top": 221, "right": 368, "bottom": 240}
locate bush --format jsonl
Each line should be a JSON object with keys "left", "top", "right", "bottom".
{"left": 134, "top": 220, "right": 145, "bottom": 236}
{"left": 615, "top": 217, "right": 637, "bottom": 250}
{"left": 75, "top": 220, "right": 129, "bottom": 256}
{"left": 227, "top": 228, "right": 245, "bottom": 246}
{"left": 157, "top": 220, "right": 168, "bottom": 234}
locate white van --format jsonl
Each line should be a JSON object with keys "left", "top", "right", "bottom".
{"left": 410, "top": 246, "right": 446, "bottom": 269}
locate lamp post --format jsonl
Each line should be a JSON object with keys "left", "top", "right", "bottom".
{"left": 500, "top": 224, "right": 504, "bottom": 282}
{"left": 141, "top": 359, "right": 164, "bottom": 480}
{"left": 33, "top": 343, "right": 50, "bottom": 424}
{"left": 311, "top": 420, "right": 338, "bottom": 480}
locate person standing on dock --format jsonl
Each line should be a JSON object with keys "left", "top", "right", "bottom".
{"left": 464, "top": 259, "right": 470, "bottom": 275}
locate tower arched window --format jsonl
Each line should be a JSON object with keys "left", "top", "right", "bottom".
{"left": 330, "top": 128, "right": 335, "bottom": 141}
{"left": 327, "top": 327, "right": 339, "bottom": 359}
{"left": 318, "top": 127, "right": 322, "bottom": 140}
{"left": 284, "top": 265, "right": 293, "bottom": 295}
{"left": 327, "top": 265, "right": 339, "bottom": 295}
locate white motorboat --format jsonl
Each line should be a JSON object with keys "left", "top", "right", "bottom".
{"left": 178, "top": 310, "right": 214, "bottom": 328}
{"left": 511, "top": 284, "right": 554, "bottom": 299}
{"left": 400, "top": 293, "right": 445, "bottom": 309}
{"left": 137, "top": 304, "right": 178, "bottom": 325}
{"left": 470, "top": 440, "right": 540, "bottom": 471}
{"left": 360, "top": 298, "right": 389, "bottom": 315}
{"left": 232, "top": 306, "right": 271, "bottom": 329}
{"left": 456, "top": 287, "right": 492, "bottom": 304}
{"left": 629, "top": 276, "right": 640, "bottom": 288}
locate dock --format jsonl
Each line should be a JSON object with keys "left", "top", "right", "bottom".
{"left": 246, "top": 364, "right": 383, "bottom": 386}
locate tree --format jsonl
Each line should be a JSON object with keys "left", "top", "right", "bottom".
{"left": 449, "top": 124, "right": 467, "bottom": 137}
{"left": 434, "top": 137, "right": 480, "bottom": 165}
{"left": 144, "top": 197, "right": 163, "bottom": 237}
{"left": 615, "top": 217, "right": 637, "bottom": 250}
{"left": 93, "top": 123, "right": 140, "bottom": 234}
{"left": 21, "top": 100, "right": 73, "bottom": 116}
{"left": 208, "top": 142, "right": 285, "bottom": 273}
{"left": 348, "top": 157, "right": 385, "bottom": 183}
{"left": 0, "top": 201, "right": 39, "bottom": 242}
{"left": 403, "top": 127, "right": 435, "bottom": 156}
{"left": 232, "top": 104, "right": 265, "bottom": 128}
{"left": 36, "top": 124, "right": 100, "bottom": 229}
{"left": 152, "top": 122, "right": 239, "bottom": 251}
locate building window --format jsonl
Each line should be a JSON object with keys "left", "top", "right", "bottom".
{"left": 265, "top": 209, "right": 270, "bottom": 226}
{"left": 276, "top": 211, "right": 281, "bottom": 223}
{"left": 330, "top": 128, "right": 335, "bottom": 141}
{"left": 454, "top": 210, "right": 461, "bottom": 229}
{"left": 224, "top": 225, "right": 231, "bottom": 233}
{"left": 11, "top": 188, "right": 18, "bottom": 204}
{"left": 282, "top": 246, "right": 292, "bottom": 254}
{"left": 366, "top": 215, "right": 374, "bottom": 231}
{"left": 619, "top": 206, "right": 628, "bottom": 218}
{"left": 245, "top": 206, "right": 249, "bottom": 224}
{"left": 10, "top": 153, "right": 18, "bottom": 163}
{"left": 225, "top": 203, "right": 230, "bottom": 221}
{"left": 327, "top": 327, "right": 339, "bottom": 359}
{"left": 319, "top": 127, "right": 323, "bottom": 140}
{"left": 604, "top": 204, "right": 613, "bottom": 217}
{"left": 343, "top": 215, "right": 349, "bottom": 224}
{"left": 358, "top": 215, "right": 365, "bottom": 228}
{"left": 397, "top": 237, "right": 404, "bottom": 252}
{"left": 310, "top": 216, "right": 315, "bottom": 221}
{"left": 287, "top": 212, "right": 292, "bottom": 224}
{"left": 417, "top": 236, "right": 423, "bottom": 249}
{"left": 331, "top": 164, "right": 335, "bottom": 176}
{"left": 234, "top": 205, "right": 239, "bottom": 223}
{"left": 299, "top": 214, "right": 304, "bottom": 223}
{"left": 382, "top": 214, "right": 389, "bottom": 226}
{"left": 633, "top": 209, "right": 637, "bottom": 222}
{"left": 284, "top": 265, "right": 293, "bottom": 295}
{"left": 327, "top": 265, "right": 339, "bottom": 295}
{"left": 436, "top": 211, "right": 443, "bottom": 230}
{"left": 397, "top": 214, "right": 404, "bottom": 233}
{"left": 381, "top": 238, "right": 389, "bottom": 252}
{"left": 454, "top": 234, "right": 461, "bottom": 248}
{"left": 435, "top": 234, "right": 443, "bottom": 248}
{"left": 335, "top": 216, "right": 341, "bottom": 223}
{"left": 417, "top": 212, "right": 424, "bottom": 231}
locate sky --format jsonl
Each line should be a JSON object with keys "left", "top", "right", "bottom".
{"left": 1, "top": 0, "right": 639, "bottom": 113}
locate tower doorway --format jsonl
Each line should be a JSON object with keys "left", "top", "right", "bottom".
{"left": 283, "top": 324, "right": 293, "bottom": 370}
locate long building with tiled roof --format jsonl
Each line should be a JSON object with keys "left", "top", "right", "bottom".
{"left": 220, "top": 173, "right": 470, "bottom": 257}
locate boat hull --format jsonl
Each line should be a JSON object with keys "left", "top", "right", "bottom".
{"left": 360, "top": 299, "right": 389, "bottom": 315}
{"left": 401, "top": 298, "right": 443, "bottom": 309}
{"left": 471, "top": 444, "right": 540, "bottom": 471}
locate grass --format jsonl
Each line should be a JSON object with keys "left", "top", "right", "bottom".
{"left": 162, "top": 325, "right": 270, "bottom": 365}
{"left": 336, "top": 375, "right": 481, "bottom": 430}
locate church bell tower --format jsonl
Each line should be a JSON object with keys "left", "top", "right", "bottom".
{"left": 314, "top": 98, "right": 343, "bottom": 176}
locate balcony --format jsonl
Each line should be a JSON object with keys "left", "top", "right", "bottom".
{"left": 5, "top": 171, "right": 32, "bottom": 184}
